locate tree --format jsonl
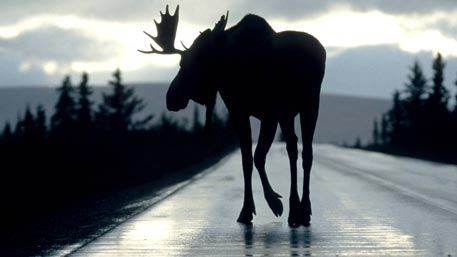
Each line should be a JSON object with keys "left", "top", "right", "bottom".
{"left": 97, "top": 69, "right": 151, "bottom": 135}
{"left": 453, "top": 72, "right": 457, "bottom": 121}
{"left": 429, "top": 53, "right": 449, "bottom": 109}
{"left": 1, "top": 122, "right": 13, "bottom": 144}
{"left": 453, "top": 73, "right": 457, "bottom": 149}
{"left": 454, "top": 72, "right": 457, "bottom": 112}
{"left": 75, "top": 72, "right": 93, "bottom": 135}
{"left": 35, "top": 105, "right": 47, "bottom": 142}
{"left": 403, "top": 60, "right": 428, "bottom": 146}
{"left": 372, "top": 118, "right": 380, "bottom": 145}
{"left": 51, "top": 75, "right": 76, "bottom": 138}
{"left": 386, "top": 90, "right": 406, "bottom": 145}
{"left": 405, "top": 60, "right": 428, "bottom": 104}
{"left": 425, "top": 53, "right": 450, "bottom": 147}
{"left": 23, "top": 104, "right": 36, "bottom": 142}
{"left": 14, "top": 113, "right": 24, "bottom": 140}
{"left": 380, "top": 114, "right": 389, "bottom": 145}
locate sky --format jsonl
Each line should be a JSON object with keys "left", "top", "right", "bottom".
{"left": 0, "top": 0, "right": 456, "bottom": 99}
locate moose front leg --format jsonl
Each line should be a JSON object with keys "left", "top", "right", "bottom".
{"left": 235, "top": 117, "right": 256, "bottom": 224}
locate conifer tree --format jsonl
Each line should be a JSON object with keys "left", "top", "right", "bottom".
{"left": 453, "top": 73, "right": 457, "bottom": 148}
{"left": 23, "top": 104, "right": 35, "bottom": 142}
{"left": 403, "top": 60, "right": 428, "bottom": 145}
{"left": 14, "top": 113, "right": 24, "bottom": 140}
{"left": 386, "top": 90, "right": 406, "bottom": 145}
{"left": 429, "top": 53, "right": 449, "bottom": 111}
{"left": 76, "top": 72, "right": 93, "bottom": 134}
{"left": 380, "top": 114, "right": 389, "bottom": 145}
{"left": 98, "top": 69, "right": 150, "bottom": 135}
{"left": 426, "top": 53, "right": 450, "bottom": 147}
{"left": 453, "top": 73, "right": 457, "bottom": 119}
{"left": 51, "top": 75, "right": 76, "bottom": 138}
{"left": 372, "top": 118, "right": 380, "bottom": 145}
{"left": 35, "top": 105, "right": 47, "bottom": 141}
{"left": 1, "top": 122, "right": 13, "bottom": 144}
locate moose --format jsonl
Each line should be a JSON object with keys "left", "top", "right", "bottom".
{"left": 139, "top": 5, "right": 326, "bottom": 227}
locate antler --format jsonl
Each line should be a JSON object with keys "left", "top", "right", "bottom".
{"left": 138, "top": 5, "right": 183, "bottom": 54}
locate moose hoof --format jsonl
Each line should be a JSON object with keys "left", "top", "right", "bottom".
{"left": 265, "top": 191, "right": 283, "bottom": 217}
{"left": 288, "top": 195, "right": 301, "bottom": 228}
{"left": 237, "top": 208, "right": 255, "bottom": 224}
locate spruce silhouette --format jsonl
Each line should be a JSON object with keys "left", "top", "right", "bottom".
{"left": 1, "top": 122, "right": 13, "bottom": 144}
{"left": 35, "top": 105, "right": 47, "bottom": 142}
{"left": 51, "top": 75, "right": 76, "bottom": 139}
{"left": 426, "top": 53, "right": 450, "bottom": 147}
{"left": 76, "top": 72, "right": 93, "bottom": 136}
{"left": 369, "top": 56, "right": 456, "bottom": 164}
{"left": 372, "top": 118, "right": 380, "bottom": 146}
{"left": 97, "top": 69, "right": 151, "bottom": 135}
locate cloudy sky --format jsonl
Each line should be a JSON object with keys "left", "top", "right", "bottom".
{"left": 0, "top": 0, "right": 456, "bottom": 99}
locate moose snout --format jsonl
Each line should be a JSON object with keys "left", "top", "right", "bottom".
{"left": 166, "top": 79, "right": 189, "bottom": 111}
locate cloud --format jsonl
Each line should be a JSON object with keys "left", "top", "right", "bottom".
{"left": 0, "top": 0, "right": 456, "bottom": 100}
{"left": 324, "top": 44, "right": 457, "bottom": 98}
{"left": 1, "top": 0, "right": 456, "bottom": 25}
{"left": 0, "top": 26, "right": 117, "bottom": 62}
{"left": 348, "top": 0, "right": 457, "bottom": 15}
{"left": 0, "top": 49, "right": 51, "bottom": 86}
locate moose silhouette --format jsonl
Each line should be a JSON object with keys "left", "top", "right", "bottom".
{"left": 139, "top": 5, "right": 326, "bottom": 227}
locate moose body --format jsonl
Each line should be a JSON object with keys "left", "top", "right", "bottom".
{"left": 140, "top": 6, "right": 325, "bottom": 227}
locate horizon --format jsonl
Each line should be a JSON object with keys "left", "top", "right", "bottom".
{"left": 0, "top": 81, "right": 394, "bottom": 100}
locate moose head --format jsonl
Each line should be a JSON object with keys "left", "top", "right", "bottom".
{"left": 139, "top": 5, "right": 228, "bottom": 130}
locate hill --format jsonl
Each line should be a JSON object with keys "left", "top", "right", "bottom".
{"left": 0, "top": 84, "right": 390, "bottom": 145}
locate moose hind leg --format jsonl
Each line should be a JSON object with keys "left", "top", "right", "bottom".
{"left": 279, "top": 118, "right": 300, "bottom": 227}
{"left": 300, "top": 98, "right": 319, "bottom": 226}
{"left": 235, "top": 117, "right": 256, "bottom": 224}
{"left": 254, "top": 120, "right": 283, "bottom": 217}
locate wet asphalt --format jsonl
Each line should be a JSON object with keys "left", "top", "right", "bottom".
{"left": 67, "top": 144, "right": 457, "bottom": 257}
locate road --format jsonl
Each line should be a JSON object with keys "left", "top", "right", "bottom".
{"left": 66, "top": 144, "right": 457, "bottom": 257}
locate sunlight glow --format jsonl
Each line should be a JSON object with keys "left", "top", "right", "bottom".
{"left": 43, "top": 61, "right": 58, "bottom": 74}
{"left": 0, "top": 14, "right": 199, "bottom": 76}
{"left": 270, "top": 8, "right": 457, "bottom": 58}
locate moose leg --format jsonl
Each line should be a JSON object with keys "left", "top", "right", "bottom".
{"left": 234, "top": 117, "right": 256, "bottom": 224}
{"left": 300, "top": 98, "right": 320, "bottom": 226}
{"left": 254, "top": 120, "right": 283, "bottom": 217}
{"left": 279, "top": 118, "right": 300, "bottom": 227}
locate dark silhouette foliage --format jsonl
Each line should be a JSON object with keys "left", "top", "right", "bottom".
{"left": 51, "top": 75, "right": 76, "bottom": 139}
{"left": 372, "top": 118, "right": 380, "bottom": 146}
{"left": 1, "top": 122, "right": 13, "bottom": 144}
{"left": 97, "top": 69, "right": 152, "bottom": 135}
{"left": 0, "top": 69, "right": 236, "bottom": 255}
{"left": 368, "top": 53, "right": 456, "bottom": 164}
{"left": 75, "top": 72, "right": 93, "bottom": 136}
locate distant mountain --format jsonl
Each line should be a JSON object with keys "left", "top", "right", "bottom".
{"left": 0, "top": 83, "right": 390, "bottom": 145}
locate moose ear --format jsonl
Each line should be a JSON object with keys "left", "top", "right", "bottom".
{"left": 212, "top": 11, "right": 229, "bottom": 32}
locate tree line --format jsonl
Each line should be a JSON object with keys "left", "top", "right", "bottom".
{"left": 0, "top": 69, "right": 237, "bottom": 227}
{"left": 368, "top": 53, "right": 457, "bottom": 164}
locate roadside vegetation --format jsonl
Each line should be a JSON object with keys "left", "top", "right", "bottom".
{"left": 0, "top": 69, "right": 237, "bottom": 256}
{"left": 366, "top": 53, "right": 457, "bottom": 164}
